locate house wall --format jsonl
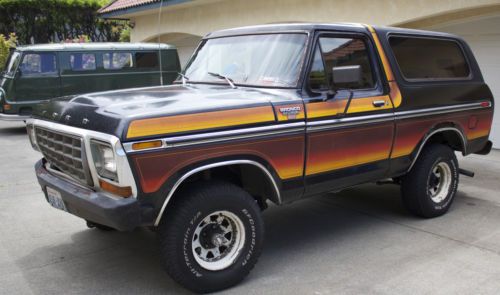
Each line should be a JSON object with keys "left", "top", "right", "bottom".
{"left": 128, "top": 0, "right": 500, "bottom": 42}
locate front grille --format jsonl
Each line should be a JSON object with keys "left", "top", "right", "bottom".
{"left": 35, "top": 127, "right": 93, "bottom": 186}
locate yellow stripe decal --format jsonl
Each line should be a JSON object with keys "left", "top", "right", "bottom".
{"left": 127, "top": 106, "right": 275, "bottom": 139}
{"left": 365, "top": 25, "right": 402, "bottom": 108}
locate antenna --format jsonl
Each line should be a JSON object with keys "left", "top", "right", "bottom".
{"left": 157, "top": 0, "right": 164, "bottom": 86}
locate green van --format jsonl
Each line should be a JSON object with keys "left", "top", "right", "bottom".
{"left": 0, "top": 43, "right": 180, "bottom": 120}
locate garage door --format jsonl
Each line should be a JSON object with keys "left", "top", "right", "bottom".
{"left": 430, "top": 15, "right": 500, "bottom": 149}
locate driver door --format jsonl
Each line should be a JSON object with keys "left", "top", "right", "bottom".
{"left": 303, "top": 32, "right": 395, "bottom": 196}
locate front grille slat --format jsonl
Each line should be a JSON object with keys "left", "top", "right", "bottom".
{"left": 35, "top": 127, "right": 92, "bottom": 186}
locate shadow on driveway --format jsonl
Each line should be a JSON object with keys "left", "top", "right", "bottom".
{"left": 13, "top": 184, "right": 495, "bottom": 294}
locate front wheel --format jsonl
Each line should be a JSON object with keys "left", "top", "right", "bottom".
{"left": 401, "top": 144, "right": 459, "bottom": 218}
{"left": 158, "top": 181, "right": 264, "bottom": 293}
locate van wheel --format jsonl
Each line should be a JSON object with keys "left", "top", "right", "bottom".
{"left": 401, "top": 144, "right": 459, "bottom": 218}
{"left": 158, "top": 181, "right": 264, "bottom": 293}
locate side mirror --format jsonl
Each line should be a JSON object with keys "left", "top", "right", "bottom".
{"left": 332, "top": 65, "right": 361, "bottom": 88}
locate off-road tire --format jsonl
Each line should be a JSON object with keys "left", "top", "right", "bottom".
{"left": 401, "top": 144, "right": 459, "bottom": 218}
{"left": 158, "top": 181, "right": 264, "bottom": 293}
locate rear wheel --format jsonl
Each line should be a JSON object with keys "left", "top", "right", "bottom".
{"left": 401, "top": 144, "right": 459, "bottom": 218}
{"left": 158, "top": 181, "right": 264, "bottom": 293}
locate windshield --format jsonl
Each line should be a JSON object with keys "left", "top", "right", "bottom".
{"left": 4, "top": 51, "right": 21, "bottom": 76}
{"left": 183, "top": 33, "right": 308, "bottom": 87}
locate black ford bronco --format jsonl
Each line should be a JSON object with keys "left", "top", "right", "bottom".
{"left": 27, "top": 23, "right": 494, "bottom": 292}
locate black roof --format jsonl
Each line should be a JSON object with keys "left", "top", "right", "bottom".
{"left": 205, "top": 22, "right": 461, "bottom": 40}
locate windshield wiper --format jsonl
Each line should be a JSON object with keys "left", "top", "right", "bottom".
{"left": 208, "top": 72, "right": 236, "bottom": 89}
{"left": 177, "top": 72, "right": 189, "bottom": 86}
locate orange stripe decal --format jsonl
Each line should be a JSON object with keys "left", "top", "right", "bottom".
{"left": 306, "top": 95, "right": 392, "bottom": 119}
{"left": 365, "top": 25, "right": 402, "bottom": 108}
{"left": 127, "top": 106, "right": 275, "bottom": 139}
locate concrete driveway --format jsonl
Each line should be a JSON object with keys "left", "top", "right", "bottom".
{"left": 1, "top": 120, "right": 500, "bottom": 294}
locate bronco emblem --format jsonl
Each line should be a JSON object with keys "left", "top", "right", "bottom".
{"left": 279, "top": 106, "right": 301, "bottom": 119}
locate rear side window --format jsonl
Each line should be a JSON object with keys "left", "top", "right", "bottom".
{"left": 136, "top": 52, "right": 158, "bottom": 68}
{"left": 70, "top": 53, "right": 96, "bottom": 71}
{"left": 20, "top": 53, "right": 57, "bottom": 75}
{"left": 103, "top": 52, "right": 133, "bottom": 70}
{"left": 389, "top": 36, "right": 470, "bottom": 80}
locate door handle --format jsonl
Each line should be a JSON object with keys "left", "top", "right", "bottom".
{"left": 372, "top": 100, "right": 386, "bottom": 108}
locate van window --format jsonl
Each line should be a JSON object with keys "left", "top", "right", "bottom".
{"left": 389, "top": 36, "right": 470, "bottom": 80}
{"left": 136, "top": 52, "right": 158, "bottom": 68}
{"left": 20, "top": 53, "right": 57, "bottom": 75}
{"left": 103, "top": 52, "right": 133, "bottom": 70}
{"left": 309, "top": 37, "right": 375, "bottom": 91}
{"left": 70, "top": 53, "right": 96, "bottom": 71}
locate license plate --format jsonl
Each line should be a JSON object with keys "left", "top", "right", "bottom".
{"left": 46, "top": 187, "right": 67, "bottom": 212}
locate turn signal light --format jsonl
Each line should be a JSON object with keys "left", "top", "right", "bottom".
{"left": 132, "top": 140, "right": 163, "bottom": 151}
{"left": 4, "top": 104, "right": 11, "bottom": 110}
{"left": 99, "top": 179, "right": 132, "bottom": 198}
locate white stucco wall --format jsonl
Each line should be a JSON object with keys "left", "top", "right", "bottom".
{"left": 128, "top": 0, "right": 500, "bottom": 42}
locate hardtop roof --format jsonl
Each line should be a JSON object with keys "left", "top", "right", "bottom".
{"left": 205, "top": 22, "right": 461, "bottom": 40}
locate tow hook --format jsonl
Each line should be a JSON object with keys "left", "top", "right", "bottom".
{"left": 459, "top": 168, "right": 475, "bottom": 178}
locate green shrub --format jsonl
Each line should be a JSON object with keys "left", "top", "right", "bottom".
{"left": 0, "top": 0, "right": 128, "bottom": 44}
{"left": 0, "top": 32, "right": 16, "bottom": 69}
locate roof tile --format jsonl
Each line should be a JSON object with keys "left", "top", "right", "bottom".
{"left": 99, "top": 0, "right": 159, "bottom": 14}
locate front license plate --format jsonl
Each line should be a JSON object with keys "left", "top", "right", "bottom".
{"left": 46, "top": 187, "right": 67, "bottom": 212}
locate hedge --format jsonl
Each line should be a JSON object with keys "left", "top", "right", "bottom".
{"left": 0, "top": 0, "right": 129, "bottom": 44}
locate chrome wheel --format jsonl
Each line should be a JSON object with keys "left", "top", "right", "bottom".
{"left": 428, "top": 161, "right": 452, "bottom": 203}
{"left": 191, "top": 210, "right": 246, "bottom": 271}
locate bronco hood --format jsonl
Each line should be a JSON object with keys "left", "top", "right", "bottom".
{"left": 33, "top": 84, "right": 302, "bottom": 141}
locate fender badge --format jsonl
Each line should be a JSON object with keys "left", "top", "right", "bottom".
{"left": 279, "top": 106, "right": 301, "bottom": 119}
{"left": 82, "top": 118, "right": 89, "bottom": 125}
{"left": 64, "top": 115, "right": 71, "bottom": 122}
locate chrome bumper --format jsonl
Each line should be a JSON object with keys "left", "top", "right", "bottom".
{"left": 0, "top": 113, "right": 31, "bottom": 121}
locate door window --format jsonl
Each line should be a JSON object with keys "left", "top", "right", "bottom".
{"left": 4, "top": 51, "right": 21, "bottom": 76}
{"left": 103, "top": 52, "right": 133, "bottom": 70}
{"left": 70, "top": 53, "right": 96, "bottom": 71}
{"left": 20, "top": 53, "right": 57, "bottom": 75}
{"left": 309, "top": 36, "right": 375, "bottom": 91}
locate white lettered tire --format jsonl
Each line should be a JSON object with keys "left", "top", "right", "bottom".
{"left": 158, "top": 181, "right": 264, "bottom": 293}
{"left": 401, "top": 144, "right": 459, "bottom": 218}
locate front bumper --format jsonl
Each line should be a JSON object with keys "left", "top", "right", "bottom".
{"left": 0, "top": 112, "right": 31, "bottom": 121}
{"left": 35, "top": 159, "right": 142, "bottom": 231}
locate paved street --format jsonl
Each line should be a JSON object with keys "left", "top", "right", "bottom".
{"left": 1, "top": 120, "right": 500, "bottom": 294}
